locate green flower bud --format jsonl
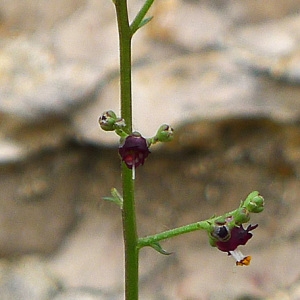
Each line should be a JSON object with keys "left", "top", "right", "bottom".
{"left": 155, "top": 124, "right": 174, "bottom": 142}
{"left": 99, "top": 110, "right": 118, "bottom": 131}
{"left": 244, "top": 191, "right": 265, "bottom": 213}
{"left": 232, "top": 207, "right": 250, "bottom": 225}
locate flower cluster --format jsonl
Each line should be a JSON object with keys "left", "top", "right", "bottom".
{"left": 208, "top": 192, "right": 264, "bottom": 266}
{"left": 99, "top": 110, "right": 174, "bottom": 175}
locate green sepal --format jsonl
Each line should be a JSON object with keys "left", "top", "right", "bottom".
{"left": 149, "top": 242, "right": 172, "bottom": 255}
{"left": 212, "top": 216, "right": 226, "bottom": 225}
{"left": 103, "top": 188, "right": 123, "bottom": 208}
{"left": 208, "top": 236, "right": 217, "bottom": 247}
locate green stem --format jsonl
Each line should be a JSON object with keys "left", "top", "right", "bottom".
{"left": 137, "top": 203, "right": 253, "bottom": 249}
{"left": 138, "top": 220, "right": 210, "bottom": 248}
{"left": 115, "top": 0, "right": 138, "bottom": 299}
{"left": 130, "top": 0, "right": 155, "bottom": 35}
{"left": 115, "top": 0, "right": 133, "bottom": 132}
{"left": 122, "top": 165, "right": 139, "bottom": 300}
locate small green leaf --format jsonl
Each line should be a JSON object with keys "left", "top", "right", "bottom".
{"left": 149, "top": 242, "right": 172, "bottom": 255}
{"left": 137, "top": 16, "right": 153, "bottom": 30}
{"left": 103, "top": 188, "right": 123, "bottom": 208}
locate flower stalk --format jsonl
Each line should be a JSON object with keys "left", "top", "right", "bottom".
{"left": 138, "top": 192, "right": 264, "bottom": 251}
{"left": 103, "top": 0, "right": 265, "bottom": 295}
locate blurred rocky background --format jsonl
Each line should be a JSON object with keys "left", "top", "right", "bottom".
{"left": 0, "top": 0, "right": 300, "bottom": 299}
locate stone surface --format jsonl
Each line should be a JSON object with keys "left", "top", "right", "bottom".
{"left": 74, "top": 51, "right": 300, "bottom": 145}
{"left": 52, "top": 288, "right": 119, "bottom": 300}
{"left": 47, "top": 208, "right": 124, "bottom": 293}
{"left": 0, "top": 140, "right": 26, "bottom": 164}
{"left": 0, "top": 256, "right": 60, "bottom": 300}
{"left": 0, "top": 115, "right": 72, "bottom": 163}
{"left": 0, "top": 0, "right": 85, "bottom": 33}
{"left": 227, "top": 14, "right": 300, "bottom": 82}
{"left": 0, "top": 150, "right": 81, "bottom": 255}
{"left": 224, "top": 0, "right": 300, "bottom": 23}
{"left": 74, "top": 52, "right": 258, "bottom": 145}
{"left": 0, "top": 1, "right": 299, "bottom": 299}
{"left": 0, "top": 36, "right": 100, "bottom": 119}
{"left": 146, "top": 0, "right": 230, "bottom": 51}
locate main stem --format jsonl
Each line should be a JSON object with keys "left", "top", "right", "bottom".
{"left": 115, "top": 0, "right": 139, "bottom": 299}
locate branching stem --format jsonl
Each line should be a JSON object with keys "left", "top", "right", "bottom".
{"left": 130, "top": 0, "right": 155, "bottom": 34}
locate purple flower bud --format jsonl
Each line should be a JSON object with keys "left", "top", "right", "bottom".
{"left": 119, "top": 133, "right": 150, "bottom": 169}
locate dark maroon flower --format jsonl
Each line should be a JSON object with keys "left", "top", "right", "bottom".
{"left": 216, "top": 224, "right": 258, "bottom": 252}
{"left": 119, "top": 133, "right": 150, "bottom": 170}
{"left": 216, "top": 224, "right": 258, "bottom": 266}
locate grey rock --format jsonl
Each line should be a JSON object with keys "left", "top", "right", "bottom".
{"left": 52, "top": 288, "right": 121, "bottom": 300}
{"left": 0, "top": 115, "right": 72, "bottom": 163}
{"left": 0, "top": 0, "right": 149, "bottom": 161}
{"left": 50, "top": 0, "right": 148, "bottom": 71}
{"left": 225, "top": 0, "right": 300, "bottom": 24}
{"left": 46, "top": 208, "right": 124, "bottom": 295}
{"left": 0, "top": 24, "right": 100, "bottom": 163}
{"left": 291, "top": 283, "right": 300, "bottom": 300}
{"left": 227, "top": 14, "right": 300, "bottom": 82}
{"left": 0, "top": 36, "right": 100, "bottom": 119}
{"left": 51, "top": 0, "right": 116, "bottom": 67}
{"left": 74, "top": 51, "right": 300, "bottom": 145}
{"left": 0, "top": 0, "right": 85, "bottom": 33}
{"left": 0, "top": 140, "right": 26, "bottom": 164}
{"left": 255, "top": 278, "right": 300, "bottom": 299}
{"left": 145, "top": 0, "right": 230, "bottom": 51}
{"left": 0, "top": 150, "right": 81, "bottom": 255}
{"left": 0, "top": 256, "right": 60, "bottom": 300}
